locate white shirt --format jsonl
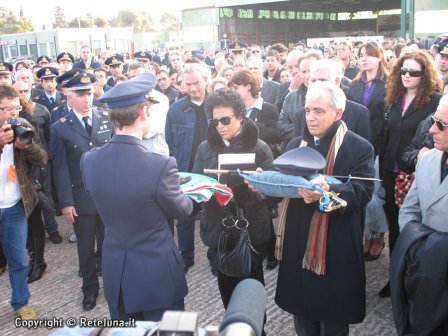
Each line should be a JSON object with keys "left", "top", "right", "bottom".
{"left": 246, "top": 96, "right": 264, "bottom": 118}
{"left": 143, "top": 91, "right": 170, "bottom": 156}
{"left": 73, "top": 109, "right": 92, "bottom": 129}
{"left": 0, "top": 144, "right": 21, "bottom": 208}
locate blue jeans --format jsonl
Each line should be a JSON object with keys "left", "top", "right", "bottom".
{"left": 0, "top": 201, "right": 30, "bottom": 310}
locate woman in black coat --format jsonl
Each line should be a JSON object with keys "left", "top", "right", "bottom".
{"left": 192, "top": 89, "right": 273, "bottom": 325}
{"left": 379, "top": 50, "right": 443, "bottom": 297}
{"left": 348, "top": 41, "right": 389, "bottom": 262}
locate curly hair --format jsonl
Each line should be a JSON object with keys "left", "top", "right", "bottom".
{"left": 385, "top": 50, "right": 443, "bottom": 107}
{"left": 204, "top": 88, "right": 246, "bottom": 118}
{"left": 353, "top": 40, "right": 389, "bottom": 82}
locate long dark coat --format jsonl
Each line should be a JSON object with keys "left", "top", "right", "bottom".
{"left": 276, "top": 125, "right": 374, "bottom": 324}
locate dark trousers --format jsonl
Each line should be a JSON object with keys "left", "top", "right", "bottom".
{"left": 73, "top": 214, "right": 104, "bottom": 297}
{"left": 381, "top": 169, "right": 400, "bottom": 255}
{"left": 294, "top": 316, "right": 349, "bottom": 336}
{"left": 176, "top": 213, "right": 196, "bottom": 265}
{"left": 108, "top": 289, "right": 184, "bottom": 321}
{"left": 27, "top": 203, "right": 45, "bottom": 239}
{"left": 266, "top": 217, "right": 277, "bottom": 261}
{"left": 41, "top": 162, "right": 58, "bottom": 235}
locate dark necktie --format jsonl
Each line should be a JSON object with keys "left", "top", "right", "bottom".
{"left": 82, "top": 116, "right": 92, "bottom": 136}
{"left": 441, "top": 152, "right": 448, "bottom": 183}
{"left": 50, "top": 97, "right": 55, "bottom": 106}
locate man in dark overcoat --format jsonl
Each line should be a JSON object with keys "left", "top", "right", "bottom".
{"left": 275, "top": 82, "right": 374, "bottom": 335}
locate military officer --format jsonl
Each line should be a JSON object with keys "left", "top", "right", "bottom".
{"left": 81, "top": 73, "right": 192, "bottom": 321}
{"left": 105, "top": 55, "right": 124, "bottom": 87}
{"left": 33, "top": 67, "right": 64, "bottom": 112}
{"left": 133, "top": 51, "right": 152, "bottom": 71}
{"left": 50, "top": 72, "right": 112, "bottom": 311}
{"left": 57, "top": 52, "right": 75, "bottom": 75}
{"left": 36, "top": 56, "right": 51, "bottom": 67}
{"left": 0, "top": 62, "right": 13, "bottom": 86}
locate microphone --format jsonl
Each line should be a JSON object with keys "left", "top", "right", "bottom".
{"left": 219, "top": 279, "right": 266, "bottom": 336}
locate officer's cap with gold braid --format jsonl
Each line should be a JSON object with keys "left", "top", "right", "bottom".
{"left": 62, "top": 72, "right": 96, "bottom": 93}
{"left": 36, "top": 66, "right": 59, "bottom": 79}
{"left": 98, "top": 73, "right": 159, "bottom": 108}
{"left": 0, "top": 62, "right": 13, "bottom": 75}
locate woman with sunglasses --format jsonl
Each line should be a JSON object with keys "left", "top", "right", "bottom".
{"left": 380, "top": 50, "right": 443, "bottom": 298}
{"left": 348, "top": 41, "right": 389, "bottom": 263}
{"left": 192, "top": 89, "right": 273, "bottom": 335}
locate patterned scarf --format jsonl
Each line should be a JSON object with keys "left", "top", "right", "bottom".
{"left": 275, "top": 121, "right": 348, "bottom": 275}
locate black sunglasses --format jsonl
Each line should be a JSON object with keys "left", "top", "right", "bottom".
{"left": 400, "top": 67, "right": 423, "bottom": 77}
{"left": 431, "top": 115, "right": 448, "bottom": 132}
{"left": 210, "top": 115, "right": 236, "bottom": 127}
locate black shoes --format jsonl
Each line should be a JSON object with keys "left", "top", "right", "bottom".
{"left": 266, "top": 259, "right": 278, "bottom": 270}
{"left": 184, "top": 261, "right": 194, "bottom": 273}
{"left": 82, "top": 294, "right": 98, "bottom": 311}
{"left": 28, "top": 262, "right": 47, "bottom": 283}
{"left": 378, "top": 282, "right": 391, "bottom": 298}
{"left": 49, "top": 232, "right": 62, "bottom": 244}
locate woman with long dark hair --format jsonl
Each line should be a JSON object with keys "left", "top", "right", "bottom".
{"left": 348, "top": 41, "right": 389, "bottom": 262}
{"left": 379, "top": 50, "right": 443, "bottom": 297}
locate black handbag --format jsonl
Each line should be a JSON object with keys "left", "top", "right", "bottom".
{"left": 215, "top": 207, "right": 259, "bottom": 278}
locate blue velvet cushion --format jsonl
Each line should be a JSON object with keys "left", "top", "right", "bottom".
{"left": 240, "top": 171, "right": 341, "bottom": 198}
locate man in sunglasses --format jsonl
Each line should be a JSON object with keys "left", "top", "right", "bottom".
{"left": 437, "top": 41, "right": 448, "bottom": 77}
{"left": 0, "top": 85, "right": 47, "bottom": 320}
{"left": 228, "top": 41, "right": 248, "bottom": 60}
{"left": 391, "top": 95, "right": 448, "bottom": 335}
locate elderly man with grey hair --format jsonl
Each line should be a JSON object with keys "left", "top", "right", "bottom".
{"left": 274, "top": 81, "right": 374, "bottom": 336}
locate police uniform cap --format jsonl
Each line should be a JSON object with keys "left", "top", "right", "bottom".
{"left": 57, "top": 52, "right": 75, "bottom": 63}
{"left": 438, "top": 41, "right": 448, "bottom": 56}
{"left": 62, "top": 72, "right": 96, "bottom": 93}
{"left": 0, "top": 62, "right": 13, "bottom": 74}
{"left": 36, "top": 66, "right": 59, "bottom": 79}
{"left": 133, "top": 51, "right": 151, "bottom": 61}
{"left": 105, "top": 55, "right": 124, "bottom": 66}
{"left": 56, "top": 69, "right": 83, "bottom": 84}
{"left": 37, "top": 56, "right": 51, "bottom": 64}
{"left": 273, "top": 147, "right": 326, "bottom": 176}
{"left": 228, "top": 41, "right": 248, "bottom": 51}
{"left": 98, "top": 73, "right": 159, "bottom": 108}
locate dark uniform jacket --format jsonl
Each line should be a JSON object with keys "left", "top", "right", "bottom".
{"left": 50, "top": 107, "right": 112, "bottom": 214}
{"left": 81, "top": 134, "right": 192, "bottom": 313}
{"left": 33, "top": 91, "right": 64, "bottom": 113}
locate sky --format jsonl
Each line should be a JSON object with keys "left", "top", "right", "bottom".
{"left": 0, "top": 0, "right": 213, "bottom": 30}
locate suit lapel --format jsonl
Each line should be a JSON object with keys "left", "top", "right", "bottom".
{"left": 428, "top": 151, "right": 448, "bottom": 206}
{"left": 68, "top": 111, "right": 90, "bottom": 139}
{"left": 351, "top": 82, "right": 364, "bottom": 103}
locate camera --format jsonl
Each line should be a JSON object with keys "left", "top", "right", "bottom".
{"left": 6, "top": 118, "right": 34, "bottom": 145}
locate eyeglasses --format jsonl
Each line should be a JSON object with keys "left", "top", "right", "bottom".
{"left": 0, "top": 105, "right": 22, "bottom": 112}
{"left": 252, "top": 50, "right": 261, "bottom": 53}
{"left": 431, "top": 115, "right": 448, "bottom": 132}
{"left": 18, "top": 89, "right": 30, "bottom": 94}
{"left": 400, "top": 67, "right": 423, "bottom": 77}
{"left": 210, "top": 115, "right": 236, "bottom": 127}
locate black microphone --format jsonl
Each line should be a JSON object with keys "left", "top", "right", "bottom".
{"left": 219, "top": 279, "right": 266, "bottom": 336}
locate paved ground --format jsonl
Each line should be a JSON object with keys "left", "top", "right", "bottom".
{"left": 0, "top": 216, "right": 396, "bottom": 335}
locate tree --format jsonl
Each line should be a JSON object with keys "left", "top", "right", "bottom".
{"left": 160, "top": 12, "right": 178, "bottom": 32}
{"left": 53, "top": 5, "right": 68, "bottom": 28}
{"left": 94, "top": 16, "right": 109, "bottom": 28}
{"left": 111, "top": 10, "right": 154, "bottom": 32}
{"left": 68, "top": 16, "right": 94, "bottom": 28}
{"left": 0, "top": 7, "right": 34, "bottom": 34}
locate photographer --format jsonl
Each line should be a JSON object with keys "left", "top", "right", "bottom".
{"left": 0, "top": 85, "right": 47, "bottom": 320}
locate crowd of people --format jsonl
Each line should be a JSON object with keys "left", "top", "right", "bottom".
{"left": 1, "top": 35, "right": 448, "bottom": 335}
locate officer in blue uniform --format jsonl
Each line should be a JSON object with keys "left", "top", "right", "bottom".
{"left": 81, "top": 73, "right": 193, "bottom": 321}
{"left": 50, "top": 72, "right": 113, "bottom": 311}
{"left": 33, "top": 67, "right": 64, "bottom": 112}
{"left": 105, "top": 55, "right": 124, "bottom": 88}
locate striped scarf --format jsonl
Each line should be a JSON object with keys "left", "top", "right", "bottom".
{"left": 275, "top": 121, "right": 347, "bottom": 275}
